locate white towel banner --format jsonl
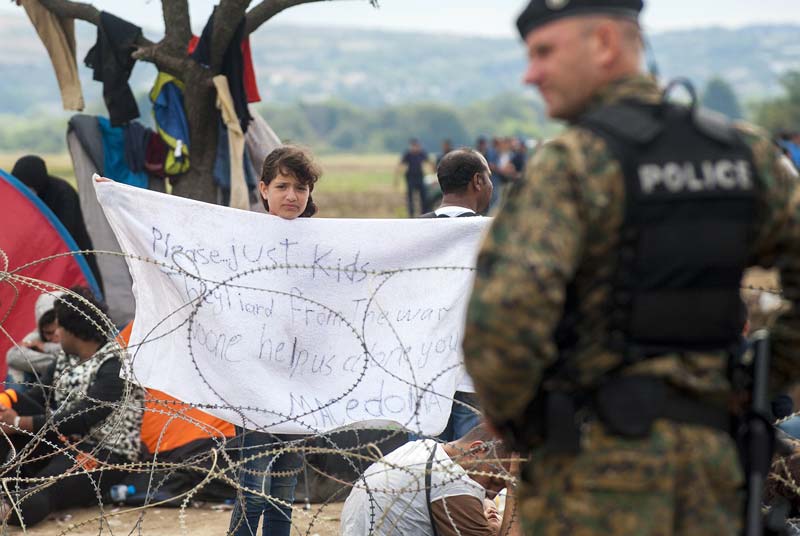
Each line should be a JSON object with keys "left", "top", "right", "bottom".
{"left": 95, "top": 180, "right": 489, "bottom": 435}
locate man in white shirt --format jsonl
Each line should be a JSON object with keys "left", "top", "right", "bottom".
{"left": 340, "top": 424, "right": 516, "bottom": 536}
{"left": 420, "top": 149, "right": 494, "bottom": 441}
{"left": 421, "top": 148, "right": 494, "bottom": 219}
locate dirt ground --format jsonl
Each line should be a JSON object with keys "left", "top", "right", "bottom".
{"left": 16, "top": 501, "right": 344, "bottom": 535}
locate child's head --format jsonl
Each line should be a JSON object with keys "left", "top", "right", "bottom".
{"left": 259, "top": 145, "right": 321, "bottom": 219}
{"left": 38, "top": 309, "right": 59, "bottom": 343}
{"left": 34, "top": 291, "right": 64, "bottom": 342}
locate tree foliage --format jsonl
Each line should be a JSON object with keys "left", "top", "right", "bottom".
{"left": 754, "top": 71, "right": 800, "bottom": 134}
{"left": 1, "top": 93, "right": 556, "bottom": 155}
{"left": 701, "top": 77, "right": 743, "bottom": 119}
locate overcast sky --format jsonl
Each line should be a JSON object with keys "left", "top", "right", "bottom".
{"left": 2, "top": 0, "right": 799, "bottom": 37}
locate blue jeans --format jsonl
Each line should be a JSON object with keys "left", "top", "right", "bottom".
{"left": 439, "top": 391, "right": 481, "bottom": 442}
{"left": 228, "top": 428, "right": 301, "bottom": 536}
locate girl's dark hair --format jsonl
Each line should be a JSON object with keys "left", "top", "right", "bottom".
{"left": 260, "top": 145, "right": 321, "bottom": 218}
{"left": 38, "top": 309, "right": 56, "bottom": 341}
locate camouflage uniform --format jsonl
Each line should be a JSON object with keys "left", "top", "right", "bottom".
{"left": 462, "top": 75, "right": 800, "bottom": 535}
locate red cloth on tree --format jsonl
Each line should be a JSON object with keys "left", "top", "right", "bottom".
{"left": 240, "top": 38, "right": 261, "bottom": 103}
{"left": 187, "top": 35, "right": 260, "bottom": 104}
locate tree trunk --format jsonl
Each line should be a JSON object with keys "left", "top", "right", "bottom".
{"left": 172, "top": 71, "right": 218, "bottom": 203}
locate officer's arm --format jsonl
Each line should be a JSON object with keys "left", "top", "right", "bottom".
{"left": 748, "top": 135, "right": 800, "bottom": 392}
{"left": 463, "top": 141, "right": 586, "bottom": 427}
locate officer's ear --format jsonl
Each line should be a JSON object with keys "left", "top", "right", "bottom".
{"left": 589, "top": 19, "right": 624, "bottom": 69}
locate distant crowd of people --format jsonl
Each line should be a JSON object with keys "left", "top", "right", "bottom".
{"left": 395, "top": 136, "right": 534, "bottom": 217}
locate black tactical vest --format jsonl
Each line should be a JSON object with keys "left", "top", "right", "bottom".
{"left": 558, "top": 101, "right": 758, "bottom": 362}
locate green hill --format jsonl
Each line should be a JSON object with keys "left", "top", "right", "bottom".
{"left": 1, "top": 13, "right": 799, "bottom": 116}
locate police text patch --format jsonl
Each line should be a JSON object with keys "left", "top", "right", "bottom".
{"left": 638, "top": 160, "right": 753, "bottom": 194}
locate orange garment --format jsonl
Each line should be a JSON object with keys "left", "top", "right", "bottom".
{"left": 118, "top": 323, "right": 235, "bottom": 454}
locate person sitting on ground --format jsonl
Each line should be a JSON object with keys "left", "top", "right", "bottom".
{"left": 11, "top": 155, "right": 102, "bottom": 288}
{"left": 6, "top": 291, "right": 64, "bottom": 392}
{"left": 0, "top": 286, "right": 144, "bottom": 527}
{"left": 340, "top": 423, "right": 520, "bottom": 535}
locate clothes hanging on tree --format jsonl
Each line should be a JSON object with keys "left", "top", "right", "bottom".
{"left": 98, "top": 117, "right": 149, "bottom": 189}
{"left": 65, "top": 116, "right": 153, "bottom": 326}
{"left": 213, "top": 75, "right": 250, "bottom": 210}
{"left": 20, "top": 0, "right": 84, "bottom": 111}
{"left": 213, "top": 120, "right": 258, "bottom": 206}
{"left": 244, "top": 105, "right": 281, "bottom": 171}
{"left": 144, "top": 134, "right": 169, "bottom": 179}
{"left": 84, "top": 12, "right": 142, "bottom": 126}
{"left": 240, "top": 38, "right": 261, "bottom": 104}
{"left": 187, "top": 36, "right": 261, "bottom": 105}
{"left": 149, "top": 72, "right": 190, "bottom": 176}
{"left": 123, "top": 121, "right": 152, "bottom": 174}
{"left": 68, "top": 115, "right": 105, "bottom": 173}
{"left": 190, "top": 9, "right": 253, "bottom": 133}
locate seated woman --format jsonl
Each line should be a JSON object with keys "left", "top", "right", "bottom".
{"left": 228, "top": 145, "right": 321, "bottom": 536}
{"left": 0, "top": 287, "right": 144, "bottom": 527}
{"left": 6, "top": 291, "right": 64, "bottom": 391}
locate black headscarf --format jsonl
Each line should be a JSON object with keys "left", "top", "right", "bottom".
{"left": 11, "top": 155, "right": 50, "bottom": 194}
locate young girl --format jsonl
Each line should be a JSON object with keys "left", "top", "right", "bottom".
{"left": 229, "top": 145, "right": 320, "bottom": 536}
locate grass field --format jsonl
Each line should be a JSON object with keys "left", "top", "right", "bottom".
{"left": 311, "top": 153, "right": 410, "bottom": 218}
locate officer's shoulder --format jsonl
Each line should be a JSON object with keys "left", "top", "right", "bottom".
{"left": 730, "top": 119, "right": 770, "bottom": 143}
{"left": 535, "top": 127, "right": 617, "bottom": 178}
{"left": 730, "top": 120, "right": 778, "bottom": 156}
{"left": 727, "top": 119, "right": 792, "bottom": 179}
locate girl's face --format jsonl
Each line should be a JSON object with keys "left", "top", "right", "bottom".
{"left": 259, "top": 173, "right": 310, "bottom": 220}
{"left": 483, "top": 498, "right": 501, "bottom": 534}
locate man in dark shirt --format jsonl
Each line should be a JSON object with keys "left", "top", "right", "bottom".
{"left": 0, "top": 287, "right": 142, "bottom": 526}
{"left": 11, "top": 155, "right": 103, "bottom": 289}
{"left": 395, "top": 138, "right": 434, "bottom": 217}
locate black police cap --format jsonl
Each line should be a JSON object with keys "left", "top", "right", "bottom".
{"left": 517, "top": 0, "right": 644, "bottom": 39}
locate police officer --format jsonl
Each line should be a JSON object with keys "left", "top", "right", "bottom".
{"left": 462, "top": 1, "right": 800, "bottom": 534}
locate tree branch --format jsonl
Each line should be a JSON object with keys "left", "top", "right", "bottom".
{"left": 245, "top": 0, "right": 378, "bottom": 36}
{"left": 132, "top": 44, "right": 195, "bottom": 80}
{"left": 209, "top": 0, "right": 251, "bottom": 72}
{"left": 37, "top": 0, "right": 100, "bottom": 24}
{"left": 161, "top": 0, "right": 192, "bottom": 52}
{"left": 37, "top": 0, "right": 156, "bottom": 48}
{"left": 245, "top": 0, "right": 321, "bottom": 34}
